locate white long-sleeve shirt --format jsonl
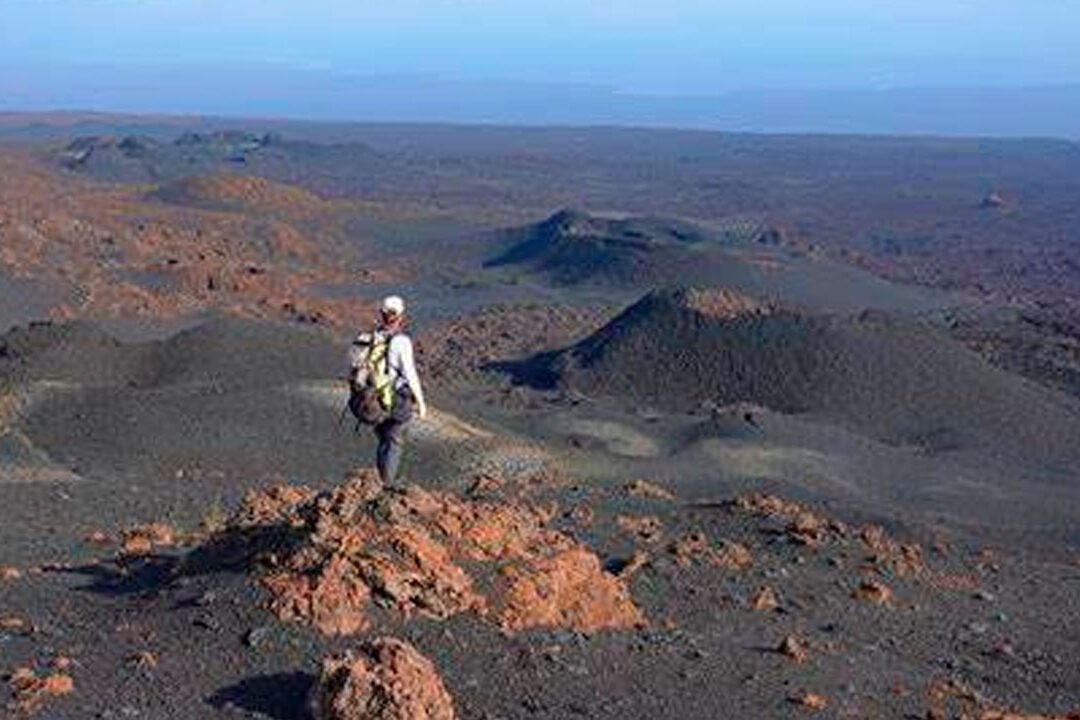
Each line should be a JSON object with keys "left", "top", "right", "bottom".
{"left": 386, "top": 333, "right": 426, "bottom": 411}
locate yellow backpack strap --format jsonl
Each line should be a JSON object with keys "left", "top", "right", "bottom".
{"left": 370, "top": 333, "right": 395, "bottom": 411}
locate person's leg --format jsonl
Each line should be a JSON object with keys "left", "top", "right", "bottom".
{"left": 374, "top": 420, "right": 392, "bottom": 484}
{"left": 376, "top": 418, "right": 409, "bottom": 485}
{"left": 383, "top": 389, "right": 414, "bottom": 485}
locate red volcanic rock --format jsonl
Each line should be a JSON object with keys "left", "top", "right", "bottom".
{"left": 669, "top": 532, "right": 711, "bottom": 567}
{"left": 778, "top": 633, "right": 810, "bottom": 663}
{"left": 789, "top": 692, "right": 828, "bottom": 711}
{"left": 0, "top": 151, "right": 388, "bottom": 333}
{"left": 127, "top": 651, "right": 158, "bottom": 670}
{"left": 83, "top": 531, "right": 113, "bottom": 545}
{"left": 624, "top": 479, "right": 675, "bottom": 501}
{"left": 233, "top": 469, "right": 644, "bottom": 636}
{"left": 669, "top": 532, "right": 752, "bottom": 569}
{"left": 0, "top": 616, "right": 27, "bottom": 632}
{"left": 232, "top": 484, "right": 316, "bottom": 529}
{"left": 566, "top": 504, "right": 595, "bottom": 526}
{"left": 497, "top": 547, "right": 645, "bottom": 634}
{"left": 852, "top": 579, "right": 894, "bottom": 605}
{"left": 859, "top": 524, "right": 924, "bottom": 577}
{"left": 616, "top": 515, "right": 664, "bottom": 544}
{"left": 119, "top": 523, "right": 176, "bottom": 557}
{"left": 6, "top": 667, "right": 74, "bottom": 714}
{"left": 713, "top": 540, "right": 754, "bottom": 569}
{"left": 750, "top": 586, "right": 780, "bottom": 612}
{"left": 736, "top": 493, "right": 846, "bottom": 547}
{"left": 311, "top": 638, "right": 456, "bottom": 720}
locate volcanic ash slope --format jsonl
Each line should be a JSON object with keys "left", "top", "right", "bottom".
{"left": 515, "top": 287, "right": 1080, "bottom": 470}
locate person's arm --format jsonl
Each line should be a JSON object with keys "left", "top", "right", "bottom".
{"left": 398, "top": 336, "right": 428, "bottom": 419}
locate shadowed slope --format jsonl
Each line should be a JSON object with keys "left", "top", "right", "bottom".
{"left": 486, "top": 209, "right": 774, "bottom": 286}
{"left": 508, "top": 287, "right": 1080, "bottom": 469}
{"left": 0, "top": 316, "right": 339, "bottom": 389}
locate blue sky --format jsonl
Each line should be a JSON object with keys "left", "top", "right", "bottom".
{"left": 2, "top": 0, "right": 1078, "bottom": 93}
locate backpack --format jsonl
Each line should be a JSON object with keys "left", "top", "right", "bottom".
{"left": 346, "top": 331, "right": 396, "bottom": 426}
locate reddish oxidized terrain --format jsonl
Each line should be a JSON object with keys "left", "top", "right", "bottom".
{"left": 1, "top": 119, "right": 1079, "bottom": 718}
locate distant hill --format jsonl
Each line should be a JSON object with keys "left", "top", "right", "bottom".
{"left": 54, "top": 131, "right": 380, "bottom": 188}
{"left": 486, "top": 209, "right": 783, "bottom": 286}
{"left": 0, "top": 321, "right": 150, "bottom": 387}
{"left": 57, "top": 132, "right": 271, "bottom": 182}
{"left": 149, "top": 173, "right": 329, "bottom": 217}
{"left": 506, "top": 287, "right": 1080, "bottom": 465}
{"left": 0, "top": 316, "right": 337, "bottom": 390}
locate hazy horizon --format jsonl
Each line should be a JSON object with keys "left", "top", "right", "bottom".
{"left": 2, "top": 1, "right": 1079, "bottom": 137}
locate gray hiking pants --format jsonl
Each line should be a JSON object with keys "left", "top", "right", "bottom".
{"left": 374, "top": 389, "right": 413, "bottom": 485}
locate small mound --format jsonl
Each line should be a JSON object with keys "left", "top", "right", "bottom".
{"left": 150, "top": 173, "right": 328, "bottom": 216}
{"left": 513, "top": 286, "right": 1080, "bottom": 462}
{"left": 486, "top": 209, "right": 729, "bottom": 285}
{"left": 58, "top": 135, "right": 161, "bottom": 169}
{"left": 312, "top": 638, "right": 456, "bottom": 720}
{"left": 0, "top": 316, "right": 339, "bottom": 389}
{"left": 0, "top": 321, "right": 144, "bottom": 385}
{"left": 224, "top": 470, "right": 644, "bottom": 635}
{"left": 146, "top": 316, "right": 339, "bottom": 388}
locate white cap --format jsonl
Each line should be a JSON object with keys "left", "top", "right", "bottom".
{"left": 381, "top": 295, "right": 405, "bottom": 316}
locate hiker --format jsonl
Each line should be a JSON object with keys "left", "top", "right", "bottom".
{"left": 347, "top": 295, "right": 428, "bottom": 485}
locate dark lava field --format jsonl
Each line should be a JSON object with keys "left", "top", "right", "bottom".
{"left": 0, "top": 112, "right": 1078, "bottom": 719}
